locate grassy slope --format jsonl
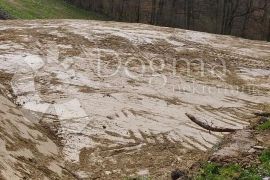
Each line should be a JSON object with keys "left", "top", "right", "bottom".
{"left": 0, "top": 0, "right": 107, "bottom": 19}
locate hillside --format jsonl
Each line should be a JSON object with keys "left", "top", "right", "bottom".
{"left": 0, "top": 0, "right": 107, "bottom": 19}
{"left": 0, "top": 19, "right": 269, "bottom": 179}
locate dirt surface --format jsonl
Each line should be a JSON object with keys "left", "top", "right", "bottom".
{"left": 0, "top": 89, "right": 75, "bottom": 179}
{"left": 0, "top": 20, "right": 269, "bottom": 179}
{"left": 210, "top": 130, "right": 258, "bottom": 165}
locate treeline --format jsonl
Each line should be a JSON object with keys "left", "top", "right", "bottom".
{"left": 68, "top": 0, "right": 270, "bottom": 41}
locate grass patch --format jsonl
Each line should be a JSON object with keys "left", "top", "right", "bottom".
{"left": 0, "top": 0, "right": 108, "bottom": 20}
{"left": 195, "top": 149, "right": 270, "bottom": 180}
{"left": 125, "top": 176, "right": 151, "bottom": 180}
{"left": 256, "top": 119, "right": 270, "bottom": 131}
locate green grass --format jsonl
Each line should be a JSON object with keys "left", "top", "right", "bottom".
{"left": 125, "top": 176, "right": 151, "bottom": 180}
{"left": 0, "top": 0, "right": 107, "bottom": 19}
{"left": 256, "top": 119, "right": 270, "bottom": 131}
{"left": 195, "top": 149, "right": 270, "bottom": 180}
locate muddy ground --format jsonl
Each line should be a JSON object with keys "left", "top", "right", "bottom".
{"left": 0, "top": 20, "right": 269, "bottom": 179}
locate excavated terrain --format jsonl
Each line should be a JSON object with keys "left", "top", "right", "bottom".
{"left": 0, "top": 20, "right": 269, "bottom": 179}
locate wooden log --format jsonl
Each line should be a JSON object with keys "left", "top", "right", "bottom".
{"left": 185, "top": 113, "right": 241, "bottom": 132}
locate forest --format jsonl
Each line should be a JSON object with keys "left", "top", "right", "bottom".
{"left": 69, "top": 0, "right": 270, "bottom": 41}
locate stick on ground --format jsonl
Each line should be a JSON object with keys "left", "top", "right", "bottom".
{"left": 185, "top": 113, "right": 241, "bottom": 132}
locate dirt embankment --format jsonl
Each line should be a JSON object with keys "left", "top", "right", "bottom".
{"left": 0, "top": 20, "right": 269, "bottom": 179}
{"left": 0, "top": 83, "right": 76, "bottom": 179}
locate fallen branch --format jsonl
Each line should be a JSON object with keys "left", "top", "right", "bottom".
{"left": 185, "top": 113, "right": 241, "bottom": 132}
